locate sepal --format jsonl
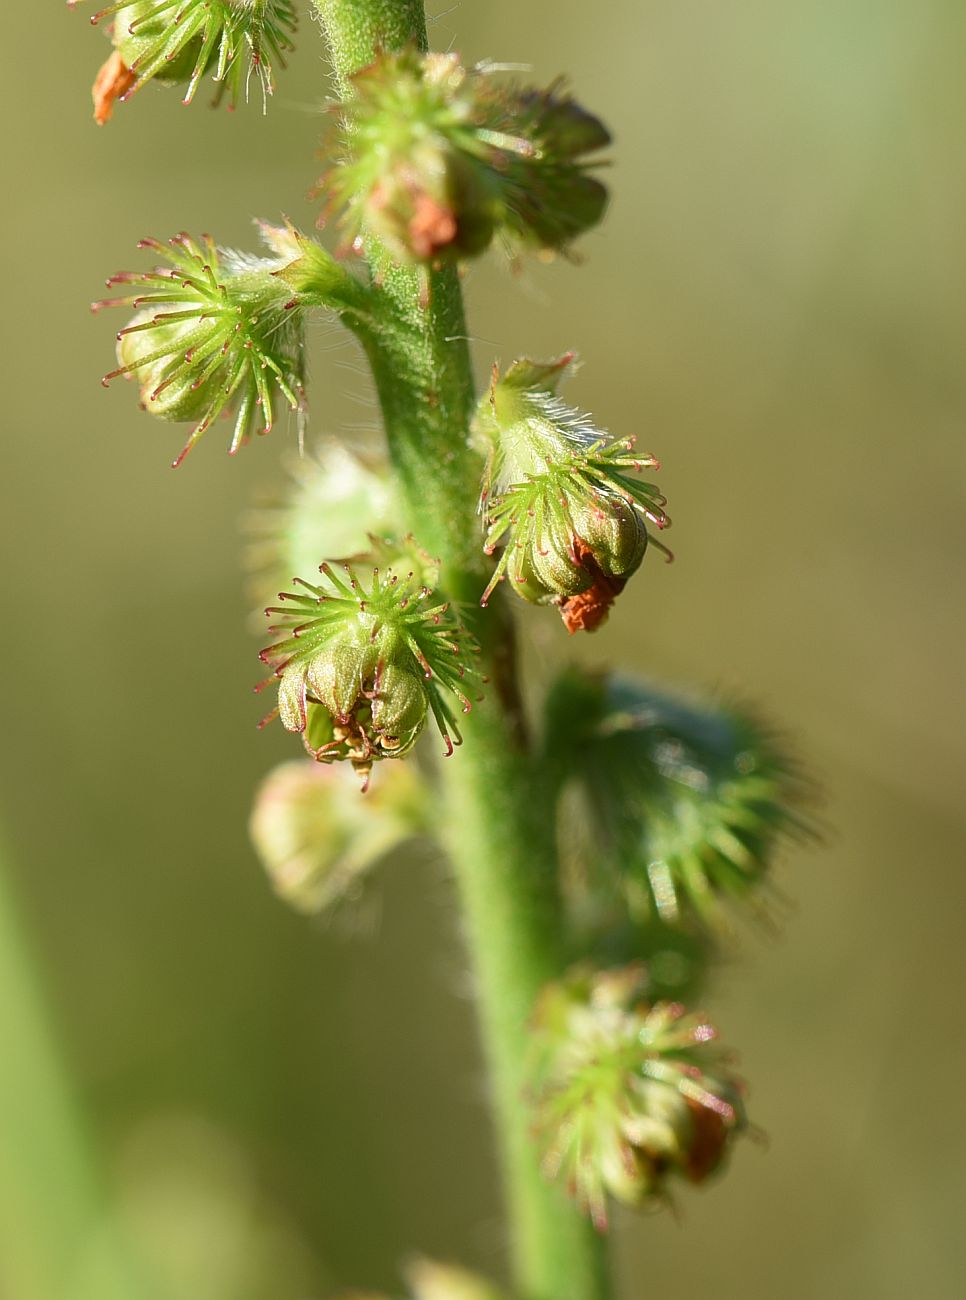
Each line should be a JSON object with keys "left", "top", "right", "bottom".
{"left": 261, "top": 220, "right": 371, "bottom": 314}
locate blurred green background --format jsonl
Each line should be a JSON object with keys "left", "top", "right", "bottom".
{"left": 2, "top": 2, "right": 965, "bottom": 1297}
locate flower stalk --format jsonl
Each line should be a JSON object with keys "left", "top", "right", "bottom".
{"left": 80, "top": 0, "right": 807, "bottom": 1293}
{"left": 312, "top": 4, "right": 612, "bottom": 1296}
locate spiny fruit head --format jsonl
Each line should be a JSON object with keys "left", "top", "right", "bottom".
{"left": 258, "top": 563, "right": 484, "bottom": 788}
{"left": 530, "top": 963, "right": 747, "bottom": 1229}
{"left": 95, "top": 226, "right": 307, "bottom": 467}
{"left": 476, "top": 356, "right": 670, "bottom": 631}
{"left": 318, "top": 47, "right": 610, "bottom": 266}
{"left": 71, "top": 1, "right": 298, "bottom": 123}
{"left": 548, "top": 670, "right": 813, "bottom": 938}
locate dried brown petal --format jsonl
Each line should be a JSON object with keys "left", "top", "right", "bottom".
{"left": 92, "top": 51, "right": 136, "bottom": 126}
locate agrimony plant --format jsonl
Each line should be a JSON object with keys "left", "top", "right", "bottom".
{"left": 74, "top": 2, "right": 809, "bottom": 1298}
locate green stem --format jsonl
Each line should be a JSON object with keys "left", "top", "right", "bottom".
{"left": 353, "top": 267, "right": 483, "bottom": 603}
{"left": 441, "top": 730, "right": 612, "bottom": 1300}
{"left": 312, "top": 0, "right": 429, "bottom": 86}
{"left": 312, "top": 3, "right": 611, "bottom": 1297}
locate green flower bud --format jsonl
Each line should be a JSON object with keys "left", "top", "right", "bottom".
{"left": 244, "top": 441, "right": 401, "bottom": 616}
{"left": 476, "top": 356, "right": 670, "bottom": 631}
{"left": 259, "top": 563, "right": 483, "bottom": 787}
{"left": 546, "top": 669, "right": 813, "bottom": 936}
{"left": 346, "top": 1258, "right": 506, "bottom": 1300}
{"left": 530, "top": 964, "right": 747, "bottom": 1229}
{"left": 72, "top": 1, "right": 298, "bottom": 122}
{"left": 249, "top": 759, "right": 428, "bottom": 914}
{"left": 403, "top": 1259, "right": 506, "bottom": 1300}
{"left": 95, "top": 227, "right": 308, "bottom": 466}
{"left": 319, "top": 49, "right": 609, "bottom": 265}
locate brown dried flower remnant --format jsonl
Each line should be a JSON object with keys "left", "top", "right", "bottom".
{"left": 92, "top": 50, "right": 137, "bottom": 126}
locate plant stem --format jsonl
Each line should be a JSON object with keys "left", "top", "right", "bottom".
{"left": 441, "top": 734, "right": 612, "bottom": 1300}
{"left": 353, "top": 269, "right": 484, "bottom": 604}
{"left": 313, "top": 3, "right": 611, "bottom": 1297}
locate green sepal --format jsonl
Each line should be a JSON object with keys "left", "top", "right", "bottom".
{"left": 113, "top": 2, "right": 209, "bottom": 87}
{"left": 262, "top": 220, "right": 373, "bottom": 315}
{"left": 493, "top": 352, "right": 573, "bottom": 396}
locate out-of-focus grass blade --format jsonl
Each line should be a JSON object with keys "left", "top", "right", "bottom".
{"left": 0, "top": 835, "right": 158, "bottom": 1300}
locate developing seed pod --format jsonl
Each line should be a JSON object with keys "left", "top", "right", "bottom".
{"left": 71, "top": 1, "right": 298, "bottom": 124}
{"left": 250, "top": 759, "right": 428, "bottom": 914}
{"left": 94, "top": 225, "right": 310, "bottom": 466}
{"left": 545, "top": 668, "right": 812, "bottom": 936}
{"left": 318, "top": 48, "right": 609, "bottom": 265}
{"left": 530, "top": 964, "right": 747, "bottom": 1230}
{"left": 475, "top": 355, "right": 670, "bottom": 631}
{"left": 258, "top": 563, "right": 483, "bottom": 788}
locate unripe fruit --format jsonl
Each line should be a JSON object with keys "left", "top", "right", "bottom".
{"left": 476, "top": 356, "right": 670, "bottom": 630}
{"left": 319, "top": 48, "right": 610, "bottom": 265}
{"left": 260, "top": 563, "right": 483, "bottom": 787}
{"left": 531, "top": 964, "right": 747, "bottom": 1229}
{"left": 96, "top": 230, "right": 305, "bottom": 466}
{"left": 73, "top": 0, "right": 298, "bottom": 122}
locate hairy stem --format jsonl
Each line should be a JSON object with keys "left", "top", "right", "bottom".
{"left": 313, "top": 2, "right": 611, "bottom": 1296}
{"left": 441, "top": 735, "right": 612, "bottom": 1300}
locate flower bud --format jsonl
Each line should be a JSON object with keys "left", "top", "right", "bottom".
{"left": 319, "top": 49, "right": 609, "bottom": 264}
{"left": 476, "top": 356, "right": 670, "bottom": 631}
{"left": 95, "top": 227, "right": 308, "bottom": 466}
{"left": 546, "top": 669, "right": 812, "bottom": 935}
{"left": 530, "top": 964, "right": 746, "bottom": 1229}
{"left": 244, "top": 441, "right": 400, "bottom": 616}
{"left": 346, "top": 1259, "right": 505, "bottom": 1300}
{"left": 249, "top": 759, "right": 427, "bottom": 914}
{"left": 72, "top": 1, "right": 298, "bottom": 122}
{"left": 403, "top": 1259, "right": 505, "bottom": 1300}
{"left": 259, "top": 563, "right": 483, "bottom": 787}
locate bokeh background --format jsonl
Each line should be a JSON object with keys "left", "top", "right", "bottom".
{"left": 2, "top": 2, "right": 965, "bottom": 1297}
